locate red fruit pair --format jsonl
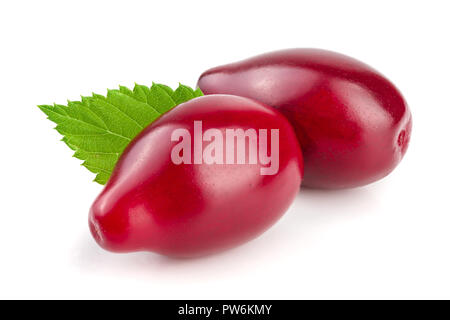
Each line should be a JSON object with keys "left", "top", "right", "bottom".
{"left": 90, "top": 49, "right": 411, "bottom": 257}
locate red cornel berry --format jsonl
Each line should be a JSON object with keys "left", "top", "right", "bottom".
{"left": 198, "top": 49, "right": 412, "bottom": 189}
{"left": 89, "top": 95, "right": 303, "bottom": 257}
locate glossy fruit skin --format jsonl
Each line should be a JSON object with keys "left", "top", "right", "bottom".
{"left": 198, "top": 49, "right": 412, "bottom": 189}
{"left": 89, "top": 95, "right": 303, "bottom": 257}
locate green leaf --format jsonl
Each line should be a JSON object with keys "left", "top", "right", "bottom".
{"left": 172, "top": 84, "right": 197, "bottom": 104}
{"left": 39, "top": 83, "right": 203, "bottom": 185}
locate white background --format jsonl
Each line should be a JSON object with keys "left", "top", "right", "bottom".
{"left": 0, "top": 0, "right": 449, "bottom": 299}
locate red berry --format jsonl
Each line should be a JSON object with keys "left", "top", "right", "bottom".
{"left": 89, "top": 95, "right": 303, "bottom": 257}
{"left": 198, "top": 49, "right": 412, "bottom": 188}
